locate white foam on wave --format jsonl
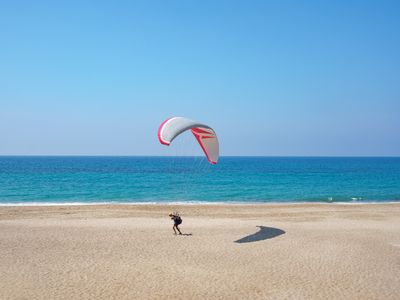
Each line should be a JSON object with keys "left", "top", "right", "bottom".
{"left": 0, "top": 202, "right": 116, "bottom": 206}
{"left": 0, "top": 201, "right": 241, "bottom": 206}
{"left": 0, "top": 200, "right": 399, "bottom": 207}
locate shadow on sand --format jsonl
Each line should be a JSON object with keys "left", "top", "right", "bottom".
{"left": 234, "top": 226, "right": 285, "bottom": 243}
{"left": 180, "top": 233, "right": 193, "bottom": 236}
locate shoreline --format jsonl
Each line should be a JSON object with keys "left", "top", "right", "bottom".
{"left": 0, "top": 200, "right": 399, "bottom": 207}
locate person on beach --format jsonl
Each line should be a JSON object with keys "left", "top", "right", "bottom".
{"left": 169, "top": 212, "right": 182, "bottom": 235}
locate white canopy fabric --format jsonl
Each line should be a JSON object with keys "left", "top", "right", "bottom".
{"left": 158, "top": 117, "right": 219, "bottom": 164}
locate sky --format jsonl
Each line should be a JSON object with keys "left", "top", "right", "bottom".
{"left": 1, "top": 0, "right": 399, "bottom": 156}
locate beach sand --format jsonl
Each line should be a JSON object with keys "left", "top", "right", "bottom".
{"left": 0, "top": 203, "right": 399, "bottom": 299}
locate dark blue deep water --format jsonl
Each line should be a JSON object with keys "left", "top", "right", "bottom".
{"left": 0, "top": 156, "right": 399, "bottom": 204}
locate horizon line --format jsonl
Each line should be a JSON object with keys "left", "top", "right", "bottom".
{"left": 0, "top": 155, "right": 399, "bottom": 158}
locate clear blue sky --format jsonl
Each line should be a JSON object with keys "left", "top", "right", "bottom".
{"left": 1, "top": 0, "right": 399, "bottom": 156}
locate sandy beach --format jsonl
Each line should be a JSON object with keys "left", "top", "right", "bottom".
{"left": 0, "top": 203, "right": 399, "bottom": 299}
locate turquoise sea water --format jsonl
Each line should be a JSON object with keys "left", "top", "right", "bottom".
{"left": 0, "top": 156, "right": 399, "bottom": 204}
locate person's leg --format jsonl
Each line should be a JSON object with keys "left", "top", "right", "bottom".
{"left": 173, "top": 225, "right": 177, "bottom": 234}
{"left": 176, "top": 225, "right": 182, "bottom": 235}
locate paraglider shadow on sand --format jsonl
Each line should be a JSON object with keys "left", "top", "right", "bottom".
{"left": 234, "top": 226, "right": 285, "bottom": 243}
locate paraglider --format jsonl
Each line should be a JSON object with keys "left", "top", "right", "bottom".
{"left": 158, "top": 117, "right": 219, "bottom": 164}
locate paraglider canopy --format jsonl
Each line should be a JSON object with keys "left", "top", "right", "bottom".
{"left": 158, "top": 117, "right": 219, "bottom": 164}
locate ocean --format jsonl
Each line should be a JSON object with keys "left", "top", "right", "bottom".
{"left": 0, "top": 156, "right": 399, "bottom": 204}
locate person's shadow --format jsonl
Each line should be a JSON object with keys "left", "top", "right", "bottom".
{"left": 234, "top": 226, "right": 285, "bottom": 243}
